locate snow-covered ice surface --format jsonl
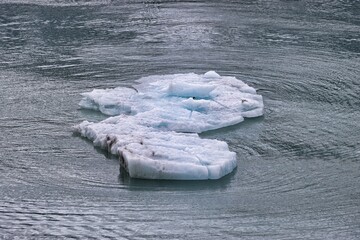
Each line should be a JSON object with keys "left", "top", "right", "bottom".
{"left": 74, "top": 71, "right": 264, "bottom": 180}
{"left": 74, "top": 119, "right": 237, "bottom": 180}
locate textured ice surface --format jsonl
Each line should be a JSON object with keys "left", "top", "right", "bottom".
{"left": 74, "top": 71, "right": 264, "bottom": 180}
{"left": 79, "top": 72, "right": 264, "bottom": 133}
{"left": 74, "top": 119, "right": 237, "bottom": 180}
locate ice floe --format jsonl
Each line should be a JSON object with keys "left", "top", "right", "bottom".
{"left": 74, "top": 71, "right": 263, "bottom": 180}
{"left": 74, "top": 119, "right": 237, "bottom": 180}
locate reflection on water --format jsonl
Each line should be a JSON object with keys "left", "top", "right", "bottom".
{"left": 0, "top": 0, "right": 359, "bottom": 239}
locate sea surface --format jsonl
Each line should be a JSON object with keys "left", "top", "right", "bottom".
{"left": 0, "top": 0, "right": 359, "bottom": 239}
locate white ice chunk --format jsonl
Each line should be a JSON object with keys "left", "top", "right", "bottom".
{"left": 78, "top": 72, "right": 263, "bottom": 133}
{"left": 73, "top": 118, "right": 237, "bottom": 180}
{"left": 79, "top": 87, "right": 137, "bottom": 115}
{"left": 181, "top": 98, "right": 211, "bottom": 111}
{"left": 75, "top": 71, "right": 264, "bottom": 180}
{"left": 204, "top": 70, "right": 221, "bottom": 79}
{"left": 167, "top": 82, "right": 216, "bottom": 99}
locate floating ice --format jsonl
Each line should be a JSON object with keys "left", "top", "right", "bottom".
{"left": 74, "top": 71, "right": 264, "bottom": 180}
{"left": 74, "top": 119, "right": 237, "bottom": 180}
{"left": 78, "top": 72, "right": 264, "bottom": 133}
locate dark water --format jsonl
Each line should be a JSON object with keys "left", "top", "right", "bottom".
{"left": 1, "top": 0, "right": 359, "bottom": 239}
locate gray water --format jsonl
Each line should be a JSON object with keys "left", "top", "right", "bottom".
{"left": 0, "top": 0, "right": 359, "bottom": 239}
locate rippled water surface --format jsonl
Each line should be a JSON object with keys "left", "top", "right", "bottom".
{"left": 1, "top": 0, "right": 359, "bottom": 239}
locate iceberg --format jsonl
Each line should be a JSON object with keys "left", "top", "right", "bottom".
{"left": 74, "top": 120, "right": 237, "bottom": 180}
{"left": 74, "top": 71, "right": 264, "bottom": 180}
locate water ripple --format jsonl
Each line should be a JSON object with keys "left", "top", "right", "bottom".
{"left": 0, "top": 1, "right": 359, "bottom": 239}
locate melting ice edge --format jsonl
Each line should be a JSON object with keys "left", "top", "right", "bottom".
{"left": 73, "top": 71, "right": 264, "bottom": 180}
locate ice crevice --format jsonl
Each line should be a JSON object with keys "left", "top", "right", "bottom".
{"left": 73, "top": 71, "right": 264, "bottom": 180}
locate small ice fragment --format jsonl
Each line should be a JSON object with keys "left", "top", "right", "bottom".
{"left": 167, "top": 82, "right": 215, "bottom": 99}
{"left": 79, "top": 87, "right": 136, "bottom": 115}
{"left": 181, "top": 98, "right": 210, "bottom": 112}
{"left": 204, "top": 70, "right": 221, "bottom": 79}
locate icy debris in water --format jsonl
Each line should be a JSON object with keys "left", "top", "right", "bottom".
{"left": 74, "top": 120, "right": 237, "bottom": 180}
{"left": 74, "top": 71, "right": 264, "bottom": 180}
{"left": 204, "top": 70, "right": 221, "bottom": 79}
